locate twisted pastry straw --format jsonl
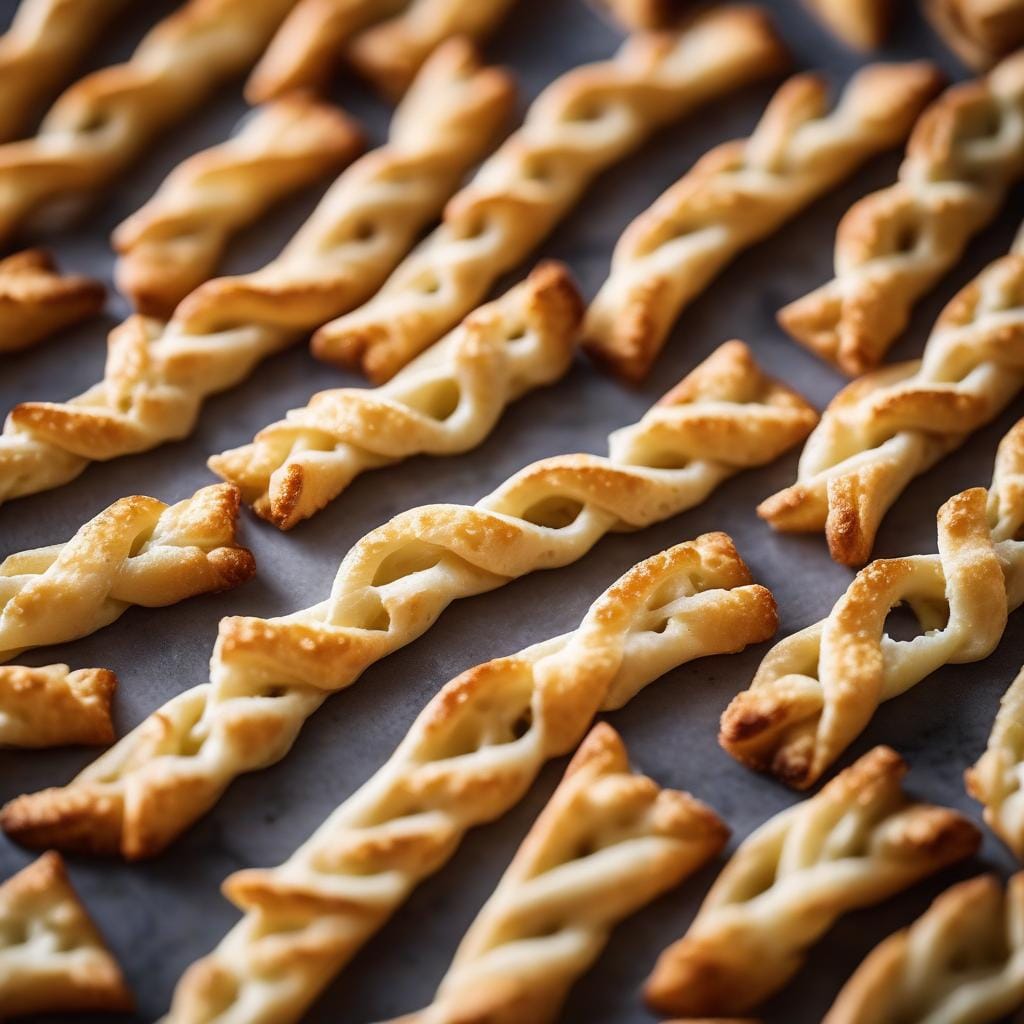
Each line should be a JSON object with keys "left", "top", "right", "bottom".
{"left": 209, "top": 262, "right": 583, "bottom": 529}
{"left": 779, "top": 50, "right": 1024, "bottom": 376}
{"left": 0, "top": 482, "right": 254, "bottom": 663}
{"left": 0, "top": 0, "right": 298, "bottom": 242}
{"left": 823, "top": 872, "right": 1024, "bottom": 1024}
{"left": 0, "top": 851, "right": 133, "bottom": 1015}
{"left": 720, "top": 417, "right": 1024, "bottom": 791}
{"left": 165, "top": 533, "right": 774, "bottom": 1023}
{"left": 0, "top": 248, "right": 104, "bottom": 353}
{"left": 113, "top": 95, "right": 364, "bottom": 318}
{"left": 0, "top": 40, "right": 513, "bottom": 506}
{"left": 760, "top": 227, "right": 1024, "bottom": 566}
{"left": 0, "top": 0, "right": 126, "bottom": 144}
{"left": 803, "top": 0, "right": 892, "bottom": 50}
{"left": 583, "top": 62, "right": 943, "bottom": 384}
{"left": 390, "top": 723, "right": 729, "bottom": 1024}
{"left": 926, "top": 0, "right": 1024, "bottom": 69}
{"left": 644, "top": 746, "right": 982, "bottom": 1017}
{"left": 967, "top": 665, "right": 1024, "bottom": 859}
{"left": 0, "top": 663, "right": 116, "bottom": 748}
{"left": 311, "top": 5, "right": 790, "bottom": 383}
{"left": 0, "top": 340, "right": 814, "bottom": 862}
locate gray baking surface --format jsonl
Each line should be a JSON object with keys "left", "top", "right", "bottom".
{"left": 2, "top": 1, "right": 1023, "bottom": 1021}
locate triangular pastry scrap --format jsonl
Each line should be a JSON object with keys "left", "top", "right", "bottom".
{"left": 0, "top": 851, "right": 133, "bottom": 1016}
{"left": 722, "top": 417, "right": 1024, "bottom": 790}
{"left": 165, "top": 534, "right": 774, "bottom": 1022}
{"left": 0, "top": 341, "right": 812, "bottom": 861}
{"left": 802, "top": 0, "right": 892, "bottom": 50}
{"left": 644, "top": 746, "right": 981, "bottom": 1017}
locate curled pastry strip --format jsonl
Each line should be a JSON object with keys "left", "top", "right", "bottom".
{"left": 113, "top": 95, "right": 365, "bottom": 318}
{"left": 165, "top": 534, "right": 772, "bottom": 1023}
{"left": 0, "top": 663, "right": 116, "bottom": 748}
{"left": 0, "top": 40, "right": 513, "bottom": 506}
{"left": 0, "top": 340, "right": 814, "bottom": 861}
{"left": 802, "top": 0, "right": 892, "bottom": 50}
{"left": 721, "top": 418, "right": 1024, "bottom": 790}
{"left": 209, "top": 261, "right": 584, "bottom": 529}
{"left": 311, "top": 5, "right": 790, "bottom": 382}
{"left": 925, "top": 0, "right": 1024, "bottom": 69}
{"left": 0, "top": 851, "right": 133, "bottom": 1015}
{"left": 583, "top": 62, "right": 943, "bottom": 384}
{"left": 0, "top": 482, "right": 254, "bottom": 663}
{"left": 823, "top": 873, "right": 1024, "bottom": 1024}
{"left": 779, "top": 50, "right": 1024, "bottom": 376}
{"left": 391, "top": 724, "right": 729, "bottom": 1024}
{"left": 0, "top": 249, "right": 105, "bottom": 353}
{"left": 760, "top": 229, "right": 1024, "bottom": 566}
{"left": 644, "top": 745, "right": 982, "bottom": 1018}
{"left": 0, "top": 0, "right": 127, "bottom": 144}
{"left": 0, "top": 0, "right": 298, "bottom": 242}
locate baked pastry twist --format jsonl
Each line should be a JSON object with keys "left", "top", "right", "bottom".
{"left": 967, "top": 665, "right": 1024, "bottom": 859}
{"left": 390, "top": 723, "right": 729, "bottom": 1024}
{"left": 310, "top": 5, "right": 790, "bottom": 382}
{"left": 113, "top": 95, "right": 364, "bottom": 318}
{"left": 760, "top": 229, "right": 1024, "bottom": 566}
{"left": 721, "top": 418, "right": 1024, "bottom": 790}
{"left": 779, "top": 50, "right": 1024, "bottom": 376}
{"left": 586, "top": 0, "right": 686, "bottom": 31}
{"left": 0, "top": 0, "right": 126, "bottom": 144}
{"left": 583, "top": 62, "right": 943, "bottom": 384}
{"left": 0, "top": 340, "right": 813, "bottom": 861}
{"left": 0, "top": 851, "right": 132, "bottom": 1015}
{"left": 0, "top": 482, "right": 254, "bottom": 663}
{"left": 0, "top": 0, "right": 298, "bottom": 242}
{"left": 644, "top": 745, "right": 983, "bottom": 1017}
{"left": 0, "top": 39, "right": 513, "bottom": 506}
{"left": 209, "top": 261, "right": 583, "bottom": 529}
{"left": 164, "top": 534, "right": 774, "bottom": 1023}
{"left": 0, "top": 663, "right": 116, "bottom": 748}
{"left": 823, "top": 872, "right": 1024, "bottom": 1024}
{"left": 926, "top": 0, "right": 1024, "bottom": 69}
{"left": 803, "top": 0, "right": 892, "bottom": 49}
{"left": 0, "top": 248, "right": 104, "bottom": 353}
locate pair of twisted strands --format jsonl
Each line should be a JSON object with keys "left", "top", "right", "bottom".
{"left": 0, "top": 0, "right": 297, "bottom": 241}
{"left": 779, "top": 48, "right": 1024, "bottom": 376}
{"left": 823, "top": 873, "right": 1024, "bottom": 1024}
{"left": 209, "top": 261, "right": 584, "bottom": 529}
{"left": 760, "top": 224, "right": 1024, "bottom": 566}
{"left": 0, "top": 340, "right": 815, "bottom": 861}
{"left": 390, "top": 723, "right": 729, "bottom": 1024}
{"left": 583, "top": 62, "right": 944, "bottom": 384}
{"left": 311, "top": 5, "right": 790, "bottom": 383}
{"left": 113, "top": 94, "right": 364, "bottom": 318}
{"left": 165, "top": 533, "right": 774, "bottom": 1023}
{"left": 0, "top": 39, "right": 514, "bottom": 506}
{"left": 720, "top": 417, "right": 1024, "bottom": 791}
{"left": 644, "top": 746, "right": 982, "bottom": 1018}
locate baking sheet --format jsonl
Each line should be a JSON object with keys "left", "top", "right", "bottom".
{"left": 2, "top": 1, "right": 1023, "bottom": 1020}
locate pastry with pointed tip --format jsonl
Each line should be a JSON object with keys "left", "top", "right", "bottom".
{"left": 803, "top": 0, "right": 892, "bottom": 49}
{"left": 925, "top": 0, "right": 1024, "bottom": 69}
{"left": 586, "top": 0, "right": 687, "bottom": 31}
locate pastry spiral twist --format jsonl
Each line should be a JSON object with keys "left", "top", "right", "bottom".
{"left": 0, "top": 482, "right": 254, "bottom": 663}
{"left": 644, "top": 745, "right": 982, "bottom": 1018}
{"left": 583, "top": 62, "right": 943, "bottom": 383}
{"left": 0, "top": 851, "right": 132, "bottom": 1016}
{"left": 0, "top": 340, "right": 813, "bottom": 861}
{"left": 0, "top": 248, "right": 104, "bottom": 353}
{"left": 0, "top": 39, "right": 513, "bottom": 506}
{"left": 823, "top": 872, "right": 1024, "bottom": 1024}
{"left": 113, "top": 95, "right": 364, "bottom": 318}
{"left": 310, "top": 5, "right": 790, "bottom": 382}
{"left": 760, "top": 228, "right": 1024, "bottom": 566}
{"left": 209, "top": 261, "right": 583, "bottom": 529}
{"left": 0, "top": 0, "right": 126, "bottom": 144}
{"left": 721, "top": 418, "right": 1024, "bottom": 790}
{"left": 779, "top": 49, "right": 1024, "bottom": 376}
{"left": 0, "top": 663, "right": 116, "bottom": 748}
{"left": 926, "top": 0, "right": 1024, "bottom": 69}
{"left": 391, "top": 723, "right": 729, "bottom": 1024}
{"left": 165, "top": 534, "right": 773, "bottom": 1023}
{"left": 0, "top": 0, "right": 298, "bottom": 242}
